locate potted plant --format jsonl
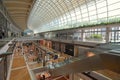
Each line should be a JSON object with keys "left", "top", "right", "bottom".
{"left": 86, "top": 34, "right": 103, "bottom": 41}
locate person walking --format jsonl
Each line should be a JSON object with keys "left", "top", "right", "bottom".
{"left": 40, "top": 75, "right": 45, "bottom": 80}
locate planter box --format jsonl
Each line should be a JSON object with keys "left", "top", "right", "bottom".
{"left": 85, "top": 38, "right": 103, "bottom": 41}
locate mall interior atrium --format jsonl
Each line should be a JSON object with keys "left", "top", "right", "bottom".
{"left": 0, "top": 0, "right": 120, "bottom": 80}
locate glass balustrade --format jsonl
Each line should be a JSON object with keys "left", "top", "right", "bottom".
{"left": 41, "top": 54, "right": 87, "bottom": 70}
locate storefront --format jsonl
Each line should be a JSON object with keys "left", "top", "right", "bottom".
{"left": 52, "top": 41, "right": 55, "bottom": 49}
{"left": 46, "top": 41, "right": 52, "bottom": 49}
{"left": 60, "top": 43, "right": 66, "bottom": 53}
{"left": 39, "top": 40, "right": 46, "bottom": 46}
{"left": 65, "top": 44, "right": 74, "bottom": 56}
{"left": 51, "top": 41, "right": 60, "bottom": 51}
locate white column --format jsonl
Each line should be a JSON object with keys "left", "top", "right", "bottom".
{"left": 105, "top": 26, "right": 110, "bottom": 43}
{"left": 81, "top": 29, "right": 84, "bottom": 41}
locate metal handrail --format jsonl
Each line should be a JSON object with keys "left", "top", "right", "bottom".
{"left": 0, "top": 52, "right": 12, "bottom": 58}
{"left": 0, "top": 52, "right": 13, "bottom": 80}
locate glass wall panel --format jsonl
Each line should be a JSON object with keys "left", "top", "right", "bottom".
{"left": 83, "top": 28, "right": 106, "bottom": 43}
{"left": 110, "top": 26, "right": 120, "bottom": 42}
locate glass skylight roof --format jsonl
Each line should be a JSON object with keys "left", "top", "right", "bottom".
{"left": 28, "top": 0, "right": 120, "bottom": 33}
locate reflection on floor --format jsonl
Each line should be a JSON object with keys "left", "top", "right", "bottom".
{"left": 10, "top": 67, "right": 31, "bottom": 80}
{"left": 29, "top": 62, "right": 43, "bottom": 70}
{"left": 9, "top": 42, "right": 31, "bottom": 80}
{"left": 12, "top": 56, "right": 26, "bottom": 68}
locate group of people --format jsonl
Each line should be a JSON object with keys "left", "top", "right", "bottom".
{"left": 39, "top": 75, "right": 45, "bottom": 80}
{"left": 36, "top": 71, "right": 51, "bottom": 80}
{"left": 15, "top": 42, "right": 23, "bottom": 55}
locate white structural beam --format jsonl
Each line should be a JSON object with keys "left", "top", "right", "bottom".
{"left": 4, "top": 1, "right": 31, "bottom": 5}
{"left": 8, "top": 7, "right": 29, "bottom": 10}
{"left": 10, "top": 12, "right": 28, "bottom": 14}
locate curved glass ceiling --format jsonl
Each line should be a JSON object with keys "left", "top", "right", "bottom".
{"left": 28, "top": 0, "right": 120, "bottom": 33}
